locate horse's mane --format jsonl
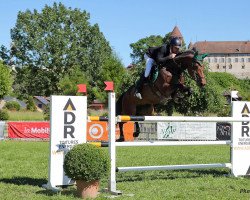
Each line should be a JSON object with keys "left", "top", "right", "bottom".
{"left": 175, "top": 49, "right": 195, "bottom": 59}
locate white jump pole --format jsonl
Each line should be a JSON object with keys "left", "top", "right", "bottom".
{"left": 115, "top": 140, "right": 231, "bottom": 147}
{"left": 118, "top": 163, "right": 232, "bottom": 172}
{"left": 108, "top": 92, "right": 121, "bottom": 195}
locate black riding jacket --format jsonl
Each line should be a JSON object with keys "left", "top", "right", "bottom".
{"left": 146, "top": 44, "right": 172, "bottom": 65}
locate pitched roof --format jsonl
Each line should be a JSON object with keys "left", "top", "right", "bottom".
{"left": 34, "top": 96, "right": 49, "bottom": 105}
{"left": 193, "top": 41, "right": 250, "bottom": 54}
{"left": 170, "top": 26, "right": 183, "bottom": 38}
{"left": 3, "top": 96, "right": 27, "bottom": 108}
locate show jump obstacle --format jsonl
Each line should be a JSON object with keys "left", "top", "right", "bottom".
{"left": 43, "top": 89, "right": 250, "bottom": 194}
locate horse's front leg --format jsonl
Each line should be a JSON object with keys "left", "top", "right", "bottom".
{"left": 175, "top": 83, "right": 193, "bottom": 97}
{"left": 116, "top": 122, "right": 125, "bottom": 142}
{"left": 133, "top": 122, "right": 140, "bottom": 138}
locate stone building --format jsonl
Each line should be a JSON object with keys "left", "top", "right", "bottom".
{"left": 190, "top": 41, "right": 250, "bottom": 79}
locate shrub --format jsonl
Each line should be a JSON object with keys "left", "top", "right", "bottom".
{"left": 4, "top": 101, "right": 21, "bottom": 111}
{"left": 43, "top": 105, "right": 50, "bottom": 120}
{"left": 26, "top": 96, "right": 37, "bottom": 111}
{"left": 0, "top": 109, "right": 9, "bottom": 120}
{"left": 64, "top": 143, "right": 110, "bottom": 181}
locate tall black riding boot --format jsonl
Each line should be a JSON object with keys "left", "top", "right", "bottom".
{"left": 134, "top": 74, "right": 146, "bottom": 100}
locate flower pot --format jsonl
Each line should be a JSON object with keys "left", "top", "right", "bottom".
{"left": 76, "top": 180, "right": 100, "bottom": 199}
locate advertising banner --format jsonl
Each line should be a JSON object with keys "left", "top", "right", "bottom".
{"left": 231, "top": 101, "right": 250, "bottom": 176}
{"left": 8, "top": 121, "right": 50, "bottom": 139}
{"left": 47, "top": 95, "right": 87, "bottom": 188}
{"left": 157, "top": 122, "right": 216, "bottom": 140}
{"left": 87, "top": 121, "right": 134, "bottom": 141}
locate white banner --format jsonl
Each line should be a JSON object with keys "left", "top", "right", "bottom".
{"left": 232, "top": 101, "right": 250, "bottom": 177}
{"left": 45, "top": 95, "right": 87, "bottom": 189}
{"left": 0, "top": 121, "right": 5, "bottom": 139}
{"left": 157, "top": 122, "right": 216, "bottom": 140}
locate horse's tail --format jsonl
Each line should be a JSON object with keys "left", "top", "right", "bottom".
{"left": 116, "top": 93, "right": 124, "bottom": 115}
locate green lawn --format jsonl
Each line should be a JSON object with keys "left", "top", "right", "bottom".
{"left": 7, "top": 111, "right": 44, "bottom": 121}
{"left": 0, "top": 141, "right": 249, "bottom": 199}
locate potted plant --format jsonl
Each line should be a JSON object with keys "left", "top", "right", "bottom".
{"left": 63, "top": 143, "right": 110, "bottom": 199}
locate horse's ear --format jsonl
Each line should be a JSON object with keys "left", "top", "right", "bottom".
{"left": 202, "top": 53, "right": 208, "bottom": 59}
{"left": 194, "top": 51, "right": 199, "bottom": 59}
{"left": 194, "top": 53, "right": 208, "bottom": 61}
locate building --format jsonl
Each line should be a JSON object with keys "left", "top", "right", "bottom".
{"left": 0, "top": 96, "right": 27, "bottom": 109}
{"left": 190, "top": 41, "right": 250, "bottom": 79}
{"left": 33, "top": 96, "right": 50, "bottom": 111}
{"left": 170, "top": 26, "right": 183, "bottom": 43}
{"left": 89, "top": 100, "right": 105, "bottom": 110}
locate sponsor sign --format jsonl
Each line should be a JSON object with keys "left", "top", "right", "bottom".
{"left": 232, "top": 102, "right": 250, "bottom": 176}
{"left": 8, "top": 122, "right": 50, "bottom": 138}
{"left": 157, "top": 122, "right": 216, "bottom": 140}
{"left": 87, "top": 121, "right": 134, "bottom": 141}
{"left": 47, "top": 95, "right": 87, "bottom": 188}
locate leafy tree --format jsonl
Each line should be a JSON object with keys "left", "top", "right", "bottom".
{"left": 130, "top": 35, "right": 164, "bottom": 64}
{"left": 1, "top": 2, "right": 123, "bottom": 99}
{"left": 26, "top": 96, "right": 37, "bottom": 111}
{"left": 58, "top": 66, "right": 89, "bottom": 96}
{"left": 0, "top": 61, "right": 13, "bottom": 98}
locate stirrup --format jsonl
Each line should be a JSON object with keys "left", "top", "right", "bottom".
{"left": 134, "top": 92, "right": 142, "bottom": 100}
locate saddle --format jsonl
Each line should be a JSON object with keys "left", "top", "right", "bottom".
{"left": 148, "top": 64, "right": 159, "bottom": 83}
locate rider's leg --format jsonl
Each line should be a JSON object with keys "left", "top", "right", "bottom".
{"left": 144, "top": 54, "right": 155, "bottom": 78}
{"left": 134, "top": 54, "right": 154, "bottom": 99}
{"left": 134, "top": 74, "right": 146, "bottom": 100}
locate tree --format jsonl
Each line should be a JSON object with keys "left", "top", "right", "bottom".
{"left": 58, "top": 66, "right": 89, "bottom": 96}
{"left": 1, "top": 2, "right": 123, "bottom": 98}
{"left": 0, "top": 61, "right": 13, "bottom": 98}
{"left": 130, "top": 35, "right": 164, "bottom": 64}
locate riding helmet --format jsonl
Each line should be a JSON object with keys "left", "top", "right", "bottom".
{"left": 170, "top": 37, "right": 182, "bottom": 47}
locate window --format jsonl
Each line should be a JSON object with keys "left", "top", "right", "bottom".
{"left": 248, "top": 58, "right": 250, "bottom": 62}
{"left": 208, "top": 58, "right": 211, "bottom": 63}
{"left": 235, "top": 58, "right": 238, "bottom": 63}
{"left": 241, "top": 58, "right": 245, "bottom": 62}
{"left": 229, "top": 64, "right": 232, "bottom": 69}
{"left": 219, "top": 58, "right": 224, "bottom": 63}
{"left": 223, "top": 66, "right": 226, "bottom": 69}
{"left": 214, "top": 58, "right": 218, "bottom": 63}
{"left": 242, "top": 65, "right": 245, "bottom": 69}
{"left": 216, "top": 64, "right": 219, "bottom": 69}
{"left": 227, "top": 58, "right": 231, "bottom": 63}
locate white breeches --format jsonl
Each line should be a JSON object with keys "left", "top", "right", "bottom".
{"left": 144, "top": 54, "right": 155, "bottom": 77}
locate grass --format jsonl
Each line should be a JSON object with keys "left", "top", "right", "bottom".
{"left": 7, "top": 110, "right": 44, "bottom": 121}
{"left": 0, "top": 141, "right": 249, "bottom": 199}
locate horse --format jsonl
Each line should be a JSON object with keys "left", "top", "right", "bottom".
{"left": 116, "top": 50, "right": 207, "bottom": 141}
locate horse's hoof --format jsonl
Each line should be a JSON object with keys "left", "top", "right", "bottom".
{"left": 133, "top": 132, "right": 140, "bottom": 138}
{"left": 116, "top": 138, "right": 125, "bottom": 142}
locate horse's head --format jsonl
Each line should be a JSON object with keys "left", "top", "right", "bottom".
{"left": 175, "top": 50, "right": 207, "bottom": 87}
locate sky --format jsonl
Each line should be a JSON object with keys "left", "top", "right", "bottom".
{"left": 1, "top": 0, "right": 250, "bottom": 66}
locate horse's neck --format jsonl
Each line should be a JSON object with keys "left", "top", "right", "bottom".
{"left": 175, "top": 55, "right": 193, "bottom": 71}
{"left": 163, "top": 60, "right": 183, "bottom": 75}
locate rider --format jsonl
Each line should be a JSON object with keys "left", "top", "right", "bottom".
{"left": 134, "top": 37, "right": 182, "bottom": 99}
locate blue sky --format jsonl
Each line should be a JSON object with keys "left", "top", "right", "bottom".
{"left": 1, "top": 0, "right": 250, "bottom": 66}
